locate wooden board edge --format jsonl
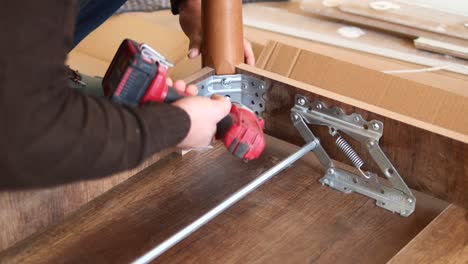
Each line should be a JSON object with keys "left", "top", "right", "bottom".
{"left": 388, "top": 204, "right": 468, "bottom": 263}
{"left": 182, "top": 67, "right": 214, "bottom": 84}
{"left": 414, "top": 37, "right": 468, "bottom": 60}
{"left": 238, "top": 63, "right": 468, "bottom": 144}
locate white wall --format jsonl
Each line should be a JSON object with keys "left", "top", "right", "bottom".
{"left": 397, "top": 0, "right": 468, "bottom": 16}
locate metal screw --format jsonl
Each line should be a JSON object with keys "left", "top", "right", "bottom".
{"left": 298, "top": 98, "right": 306, "bottom": 106}
{"left": 316, "top": 103, "right": 322, "bottom": 110}
{"left": 221, "top": 78, "right": 231, "bottom": 87}
{"left": 354, "top": 116, "right": 360, "bottom": 122}
{"left": 327, "top": 168, "right": 335, "bottom": 175}
{"left": 372, "top": 122, "right": 380, "bottom": 130}
{"left": 241, "top": 83, "right": 247, "bottom": 89}
{"left": 259, "top": 84, "right": 265, "bottom": 90}
{"left": 367, "top": 139, "right": 376, "bottom": 148}
{"left": 292, "top": 113, "right": 300, "bottom": 121}
{"left": 407, "top": 198, "right": 413, "bottom": 204}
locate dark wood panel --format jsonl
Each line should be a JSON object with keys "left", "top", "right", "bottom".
{"left": 0, "top": 153, "right": 165, "bottom": 252}
{"left": 389, "top": 205, "right": 468, "bottom": 264}
{"left": 0, "top": 136, "right": 447, "bottom": 263}
{"left": 237, "top": 67, "right": 468, "bottom": 208}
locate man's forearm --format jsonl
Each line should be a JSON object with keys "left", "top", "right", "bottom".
{"left": 0, "top": 0, "right": 190, "bottom": 189}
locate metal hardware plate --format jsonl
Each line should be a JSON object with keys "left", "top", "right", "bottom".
{"left": 291, "top": 95, "right": 416, "bottom": 217}
{"left": 197, "top": 74, "right": 266, "bottom": 117}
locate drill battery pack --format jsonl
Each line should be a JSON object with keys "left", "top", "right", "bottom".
{"left": 102, "top": 39, "right": 169, "bottom": 106}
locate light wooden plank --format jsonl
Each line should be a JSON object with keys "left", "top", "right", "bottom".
{"left": 301, "top": 0, "right": 468, "bottom": 60}
{"left": 415, "top": 37, "right": 468, "bottom": 60}
{"left": 242, "top": 3, "right": 468, "bottom": 75}
{"left": 338, "top": 0, "right": 468, "bottom": 40}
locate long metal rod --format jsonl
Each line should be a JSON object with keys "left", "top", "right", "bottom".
{"left": 132, "top": 140, "right": 318, "bottom": 264}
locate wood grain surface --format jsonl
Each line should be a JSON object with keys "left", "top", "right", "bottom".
{"left": 0, "top": 153, "right": 166, "bottom": 252}
{"left": 237, "top": 59, "right": 468, "bottom": 208}
{"left": 0, "top": 136, "right": 447, "bottom": 263}
{"left": 389, "top": 205, "right": 468, "bottom": 264}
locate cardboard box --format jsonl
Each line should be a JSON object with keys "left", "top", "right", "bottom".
{"left": 257, "top": 41, "right": 468, "bottom": 143}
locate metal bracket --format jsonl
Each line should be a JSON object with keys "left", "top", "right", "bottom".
{"left": 291, "top": 95, "right": 416, "bottom": 217}
{"left": 196, "top": 74, "right": 266, "bottom": 117}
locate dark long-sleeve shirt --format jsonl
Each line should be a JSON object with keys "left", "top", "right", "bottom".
{"left": 0, "top": 0, "right": 191, "bottom": 189}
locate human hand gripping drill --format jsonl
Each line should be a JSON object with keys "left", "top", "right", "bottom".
{"left": 102, "top": 39, "right": 265, "bottom": 160}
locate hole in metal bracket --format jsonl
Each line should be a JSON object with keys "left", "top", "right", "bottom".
{"left": 196, "top": 74, "right": 266, "bottom": 118}
{"left": 386, "top": 168, "right": 395, "bottom": 177}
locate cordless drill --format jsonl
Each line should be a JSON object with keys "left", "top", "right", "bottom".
{"left": 102, "top": 39, "right": 265, "bottom": 160}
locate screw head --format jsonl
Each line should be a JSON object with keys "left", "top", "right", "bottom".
{"left": 292, "top": 113, "right": 300, "bottom": 121}
{"left": 221, "top": 78, "right": 231, "bottom": 87}
{"left": 407, "top": 198, "right": 413, "bottom": 203}
{"left": 298, "top": 98, "right": 306, "bottom": 106}
{"left": 372, "top": 122, "right": 380, "bottom": 130}
{"left": 259, "top": 84, "right": 265, "bottom": 89}
{"left": 242, "top": 83, "right": 247, "bottom": 89}
{"left": 354, "top": 116, "right": 360, "bottom": 122}
{"left": 367, "top": 139, "right": 376, "bottom": 148}
{"left": 327, "top": 168, "right": 335, "bottom": 175}
{"left": 316, "top": 103, "right": 322, "bottom": 110}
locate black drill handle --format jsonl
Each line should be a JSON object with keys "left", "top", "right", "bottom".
{"left": 163, "top": 86, "right": 184, "bottom": 103}
{"left": 164, "top": 86, "right": 233, "bottom": 139}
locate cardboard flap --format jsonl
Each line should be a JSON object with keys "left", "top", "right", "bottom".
{"left": 257, "top": 40, "right": 468, "bottom": 143}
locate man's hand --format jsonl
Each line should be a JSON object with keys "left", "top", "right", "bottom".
{"left": 166, "top": 78, "right": 198, "bottom": 96}
{"left": 178, "top": 0, "right": 255, "bottom": 66}
{"left": 172, "top": 95, "right": 231, "bottom": 149}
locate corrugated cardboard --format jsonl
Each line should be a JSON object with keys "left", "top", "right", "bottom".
{"left": 256, "top": 41, "right": 468, "bottom": 143}
{"left": 68, "top": 12, "right": 191, "bottom": 77}
{"left": 68, "top": 11, "right": 266, "bottom": 79}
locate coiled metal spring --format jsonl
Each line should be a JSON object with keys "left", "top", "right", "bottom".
{"left": 336, "top": 136, "right": 364, "bottom": 169}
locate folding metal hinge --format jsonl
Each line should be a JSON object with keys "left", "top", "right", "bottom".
{"left": 197, "top": 74, "right": 266, "bottom": 117}
{"left": 291, "top": 95, "right": 416, "bottom": 216}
